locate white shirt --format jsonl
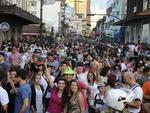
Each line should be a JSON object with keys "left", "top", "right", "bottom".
{"left": 0, "top": 86, "right": 9, "bottom": 106}
{"left": 129, "top": 84, "right": 143, "bottom": 113}
{"left": 76, "top": 71, "right": 88, "bottom": 84}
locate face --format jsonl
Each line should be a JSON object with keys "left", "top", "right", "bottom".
{"left": 0, "top": 55, "right": 4, "bottom": 62}
{"left": 123, "top": 75, "right": 131, "bottom": 85}
{"left": 98, "top": 86, "right": 105, "bottom": 93}
{"left": 9, "top": 71, "right": 17, "bottom": 82}
{"left": 60, "top": 64, "right": 68, "bottom": 72}
{"left": 87, "top": 72, "right": 94, "bottom": 81}
{"left": 115, "top": 67, "right": 121, "bottom": 74}
{"left": 64, "top": 74, "right": 73, "bottom": 81}
{"left": 35, "top": 75, "right": 41, "bottom": 84}
{"left": 71, "top": 81, "right": 78, "bottom": 92}
{"left": 58, "top": 80, "right": 66, "bottom": 90}
{"left": 76, "top": 66, "right": 84, "bottom": 74}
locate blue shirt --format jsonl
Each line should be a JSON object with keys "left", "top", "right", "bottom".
{"left": 14, "top": 84, "right": 31, "bottom": 113}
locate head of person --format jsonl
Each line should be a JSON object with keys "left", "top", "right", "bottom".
{"left": 143, "top": 66, "right": 150, "bottom": 80}
{"left": 123, "top": 71, "right": 136, "bottom": 86}
{"left": 12, "top": 46, "right": 18, "bottom": 53}
{"left": 57, "top": 77, "right": 67, "bottom": 91}
{"left": 36, "top": 62, "right": 45, "bottom": 71}
{"left": 97, "top": 83, "right": 106, "bottom": 94}
{"left": 16, "top": 69, "right": 28, "bottom": 83}
{"left": 0, "top": 69, "right": 7, "bottom": 85}
{"left": 0, "top": 52, "right": 5, "bottom": 62}
{"left": 100, "top": 66, "right": 111, "bottom": 77}
{"left": 9, "top": 67, "right": 18, "bottom": 82}
{"left": 70, "top": 79, "right": 80, "bottom": 94}
{"left": 114, "top": 65, "right": 121, "bottom": 74}
{"left": 87, "top": 71, "right": 95, "bottom": 84}
{"left": 34, "top": 74, "right": 41, "bottom": 85}
{"left": 136, "top": 63, "right": 145, "bottom": 73}
{"left": 64, "top": 67, "right": 74, "bottom": 81}
{"left": 47, "top": 52, "right": 54, "bottom": 61}
{"left": 59, "top": 61, "right": 68, "bottom": 73}
{"left": 76, "top": 62, "right": 84, "bottom": 74}
{"left": 47, "top": 64, "right": 55, "bottom": 75}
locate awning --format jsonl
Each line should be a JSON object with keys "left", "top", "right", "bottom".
{"left": 22, "top": 33, "right": 40, "bottom": 36}
{"left": 0, "top": 5, "right": 40, "bottom": 24}
{"left": 114, "top": 10, "right": 150, "bottom": 26}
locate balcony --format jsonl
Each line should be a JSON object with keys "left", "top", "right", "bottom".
{"left": 0, "top": 2, "right": 40, "bottom": 24}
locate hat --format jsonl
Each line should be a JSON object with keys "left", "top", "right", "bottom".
{"left": 36, "top": 61, "right": 44, "bottom": 66}
{"left": 64, "top": 67, "right": 74, "bottom": 75}
{"left": 0, "top": 52, "right": 5, "bottom": 57}
{"left": 97, "top": 83, "right": 106, "bottom": 89}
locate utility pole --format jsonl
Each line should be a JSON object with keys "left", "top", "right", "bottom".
{"left": 40, "top": 0, "right": 43, "bottom": 39}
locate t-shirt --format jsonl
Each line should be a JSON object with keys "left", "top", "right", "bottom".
{"left": 47, "top": 86, "right": 64, "bottom": 113}
{"left": 14, "top": 84, "right": 31, "bottom": 113}
{"left": 129, "top": 84, "right": 143, "bottom": 113}
{"left": 0, "top": 86, "right": 9, "bottom": 106}
{"left": 142, "top": 81, "right": 150, "bottom": 96}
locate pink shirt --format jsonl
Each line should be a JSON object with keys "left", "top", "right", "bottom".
{"left": 79, "top": 81, "right": 88, "bottom": 110}
{"left": 47, "top": 86, "right": 65, "bottom": 113}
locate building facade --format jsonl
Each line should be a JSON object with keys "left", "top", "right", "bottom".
{"left": 105, "top": 0, "right": 127, "bottom": 42}
{"left": 115, "top": 0, "right": 150, "bottom": 44}
{"left": 0, "top": 0, "right": 40, "bottom": 43}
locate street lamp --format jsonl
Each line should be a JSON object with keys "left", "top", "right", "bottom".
{"left": 40, "top": 0, "right": 43, "bottom": 39}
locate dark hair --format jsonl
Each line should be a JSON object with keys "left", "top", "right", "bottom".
{"left": 114, "top": 64, "right": 121, "bottom": 71}
{"left": 57, "top": 77, "right": 68, "bottom": 104}
{"left": 70, "top": 79, "right": 80, "bottom": 94}
{"left": 0, "top": 69, "right": 7, "bottom": 82}
{"left": 87, "top": 71, "right": 95, "bottom": 84}
{"left": 143, "top": 67, "right": 150, "bottom": 74}
{"left": 16, "top": 69, "right": 28, "bottom": 80}
{"left": 100, "top": 66, "right": 111, "bottom": 77}
{"left": 9, "top": 66, "right": 19, "bottom": 73}
{"left": 107, "top": 74, "right": 116, "bottom": 88}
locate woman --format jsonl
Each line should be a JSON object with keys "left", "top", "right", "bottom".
{"left": 87, "top": 72, "right": 98, "bottom": 99}
{"left": 46, "top": 77, "right": 67, "bottom": 113}
{"left": 65, "top": 79, "right": 84, "bottom": 113}
{"left": 31, "top": 74, "right": 44, "bottom": 113}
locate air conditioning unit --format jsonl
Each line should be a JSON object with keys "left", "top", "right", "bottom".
{"left": 133, "top": 6, "right": 137, "bottom": 13}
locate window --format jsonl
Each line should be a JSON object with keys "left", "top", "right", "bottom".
{"left": 143, "top": 0, "right": 148, "bottom": 11}
{"left": 30, "top": 1, "right": 36, "bottom": 7}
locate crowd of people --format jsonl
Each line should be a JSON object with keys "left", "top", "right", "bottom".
{"left": 0, "top": 36, "right": 150, "bottom": 113}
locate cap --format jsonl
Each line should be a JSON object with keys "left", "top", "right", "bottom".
{"left": 36, "top": 61, "right": 44, "bottom": 66}
{"left": 97, "top": 83, "right": 106, "bottom": 89}
{"left": 0, "top": 52, "right": 5, "bottom": 57}
{"left": 64, "top": 67, "right": 74, "bottom": 75}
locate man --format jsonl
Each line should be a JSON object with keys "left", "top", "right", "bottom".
{"left": 123, "top": 71, "right": 143, "bottom": 113}
{"left": 75, "top": 62, "right": 88, "bottom": 84}
{"left": 0, "top": 69, "right": 9, "bottom": 113}
{"left": 0, "top": 51, "right": 10, "bottom": 73}
{"left": 9, "top": 46, "right": 22, "bottom": 68}
{"left": 14, "top": 69, "right": 31, "bottom": 113}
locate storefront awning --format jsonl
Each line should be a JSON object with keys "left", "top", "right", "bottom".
{"left": 0, "top": 5, "right": 40, "bottom": 24}
{"left": 114, "top": 10, "right": 150, "bottom": 26}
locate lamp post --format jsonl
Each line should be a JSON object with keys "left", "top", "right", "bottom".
{"left": 40, "top": 0, "right": 43, "bottom": 39}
